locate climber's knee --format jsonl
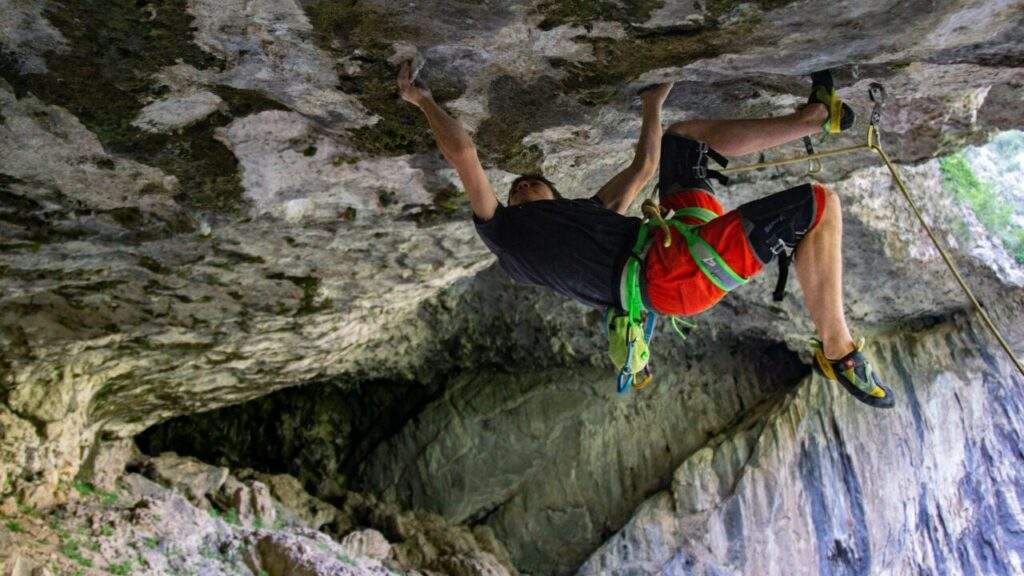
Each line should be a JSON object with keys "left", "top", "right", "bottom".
{"left": 666, "top": 120, "right": 707, "bottom": 142}
{"left": 737, "top": 183, "right": 823, "bottom": 264}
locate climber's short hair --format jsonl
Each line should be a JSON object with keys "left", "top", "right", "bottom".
{"left": 509, "top": 174, "right": 562, "bottom": 200}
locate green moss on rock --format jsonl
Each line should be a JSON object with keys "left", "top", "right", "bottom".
{"left": 0, "top": 0, "right": 255, "bottom": 214}
{"left": 306, "top": 0, "right": 464, "bottom": 158}
{"left": 209, "top": 85, "right": 289, "bottom": 117}
{"left": 475, "top": 75, "right": 572, "bottom": 175}
{"left": 535, "top": 0, "right": 664, "bottom": 30}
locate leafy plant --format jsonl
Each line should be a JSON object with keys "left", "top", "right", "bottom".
{"left": 4, "top": 520, "right": 24, "bottom": 533}
{"left": 940, "top": 152, "right": 1024, "bottom": 264}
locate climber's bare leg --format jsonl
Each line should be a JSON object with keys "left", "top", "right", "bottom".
{"left": 667, "top": 104, "right": 826, "bottom": 157}
{"left": 793, "top": 188, "right": 855, "bottom": 359}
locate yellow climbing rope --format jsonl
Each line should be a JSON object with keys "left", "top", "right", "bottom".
{"left": 719, "top": 83, "right": 1024, "bottom": 380}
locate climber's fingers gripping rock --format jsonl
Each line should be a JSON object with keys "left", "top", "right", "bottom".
{"left": 397, "top": 60, "right": 432, "bottom": 107}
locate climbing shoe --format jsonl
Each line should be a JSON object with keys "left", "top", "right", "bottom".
{"left": 808, "top": 70, "right": 855, "bottom": 134}
{"left": 810, "top": 337, "right": 895, "bottom": 409}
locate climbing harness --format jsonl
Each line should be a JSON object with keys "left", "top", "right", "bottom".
{"left": 608, "top": 72, "right": 1024, "bottom": 392}
{"left": 608, "top": 190, "right": 743, "bottom": 394}
{"left": 717, "top": 80, "right": 1024, "bottom": 381}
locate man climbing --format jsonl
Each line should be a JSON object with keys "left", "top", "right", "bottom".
{"left": 397, "top": 62, "right": 894, "bottom": 409}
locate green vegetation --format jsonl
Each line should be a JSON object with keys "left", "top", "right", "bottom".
{"left": 940, "top": 152, "right": 1024, "bottom": 264}
{"left": 144, "top": 536, "right": 161, "bottom": 549}
{"left": 107, "top": 560, "right": 133, "bottom": 575}
{"left": 4, "top": 520, "right": 24, "bottom": 533}
{"left": 207, "top": 506, "right": 239, "bottom": 526}
{"left": 60, "top": 534, "right": 94, "bottom": 568}
{"left": 336, "top": 553, "right": 355, "bottom": 566}
{"left": 16, "top": 500, "right": 37, "bottom": 517}
{"left": 404, "top": 184, "right": 467, "bottom": 226}
{"left": 534, "top": 0, "right": 663, "bottom": 29}
{"left": 557, "top": 29, "right": 727, "bottom": 94}
{"left": 473, "top": 75, "right": 561, "bottom": 174}
{"left": 199, "top": 544, "right": 220, "bottom": 560}
{"left": 264, "top": 273, "right": 328, "bottom": 315}
{"left": 304, "top": 0, "right": 464, "bottom": 157}
{"left": 704, "top": 0, "right": 796, "bottom": 20}
{"left": 73, "top": 480, "right": 120, "bottom": 506}
{"left": 0, "top": 0, "right": 264, "bottom": 214}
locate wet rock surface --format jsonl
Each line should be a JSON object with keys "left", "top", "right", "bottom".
{"left": 2, "top": 0, "right": 1024, "bottom": 574}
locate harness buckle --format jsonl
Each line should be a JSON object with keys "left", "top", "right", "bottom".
{"left": 770, "top": 238, "right": 787, "bottom": 256}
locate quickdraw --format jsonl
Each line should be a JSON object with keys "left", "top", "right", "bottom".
{"left": 718, "top": 78, "right": 1024, "bottom": 380}
{"left": 608, "top": 74, "right": 1024, "bottom": 393}
{"left": 609, "top": 197, "right": 744, "bottom": 394}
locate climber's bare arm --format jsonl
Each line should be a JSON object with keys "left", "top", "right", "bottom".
{"left": 595, "top": 83, "right": 672, "bottom": 215}
{"left": 398, "top": 62, "right": 498, "bottom": 221}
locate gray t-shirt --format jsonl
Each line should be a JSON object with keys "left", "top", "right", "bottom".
{"left": 474, "top": 197, "right": 642, "bottom": 309}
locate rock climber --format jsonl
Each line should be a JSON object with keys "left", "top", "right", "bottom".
{"left": 396, "top": 62, "right": 894, "bottom": 409}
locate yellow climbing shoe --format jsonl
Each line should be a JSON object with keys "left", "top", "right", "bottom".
{"left": 810, "top": 337, "right": 895, "bottom": 409}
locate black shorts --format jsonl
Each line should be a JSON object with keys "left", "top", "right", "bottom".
{"left": 657, "top": 133, "right": 728, "bottom": 200}
{"left": 656, "top": 133, "right": 824, "bottom": 265}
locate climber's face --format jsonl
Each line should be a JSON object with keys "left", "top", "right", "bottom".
{"left": 508, "top": 176, "right": 557, "bottom": 206}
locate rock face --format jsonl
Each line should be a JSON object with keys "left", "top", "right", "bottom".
{"left": 580, "top": 318, "right": 1024, "bottom": 575}
{"left": 0, "top": 451, "right": 514, "bottom": 575}
{"left": 2, "top": 0, "right": 1024, "bottom": 574}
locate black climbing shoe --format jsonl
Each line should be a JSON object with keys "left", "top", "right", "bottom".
{"left": 808, "top": 70, "right": 855, "bottom": 134}
{"left": 810, "top": 337, "right": 895, "bottom": 409}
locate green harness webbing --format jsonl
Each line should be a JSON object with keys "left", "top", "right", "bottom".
{"left": 613, "top": 203, "right": 747, "bottom": 393}
{"left": 623, "top": 205, "right": 748, "bottom": 320}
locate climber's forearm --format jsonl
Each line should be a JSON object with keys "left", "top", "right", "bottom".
{"left": 632, "top": 103, "right": 662, "bottom": 176}
{"left": 416, "top": 96, "right": 477, "bottom": 163}
{"left": 413, "top": 94, "right": 498, "bottom": 220}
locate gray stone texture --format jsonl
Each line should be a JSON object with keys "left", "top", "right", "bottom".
{"left": 1, "top": 0, "right": 1024, "bottom": 574}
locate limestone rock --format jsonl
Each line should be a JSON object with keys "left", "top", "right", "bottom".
{"left": 144, "top": 452, "right": 229, "bottom": 505}
{"left": 244, "top": 472, "right": 340, "bottom": 531}
{"left": 340, "top": 529, "right": 391, "bottom": 561}
{"left": 77, "top": 437, "right": 138, "bottom": 492}
{"left": 250, "top": 480, "right": 278, "bottom": 528}
{"left": 0, "top": 0, "right": 66, "bottom": 74}
{"left": 132, "top": 90, "right": 226, "bottom": 133}
{"left": 579, "top": 318, "right": 1024, "bottom": 575}
{"left": 1, "top": 0, "right": 1024, "bottom": 574}
{"left": 257, "top": 531, "right": 393, "bottom": 576}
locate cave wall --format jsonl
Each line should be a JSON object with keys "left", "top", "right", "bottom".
{"left": 581, "top": 316, "right": 1024, "bottom": 576}
{"left": 2, "top": 0, "right": 1024, "bottom": 574}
